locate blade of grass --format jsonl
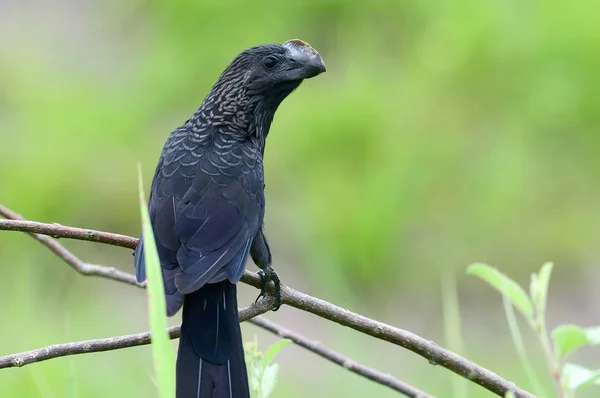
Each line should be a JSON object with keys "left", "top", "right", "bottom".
{"left": 441, "top": 272, "right": 469, "bottom": 398}
{"left": 502, "top": 290, "right": 548, "bottom": 397}
{"left": 138, "top": 164, "right": 175, "bottom": 398}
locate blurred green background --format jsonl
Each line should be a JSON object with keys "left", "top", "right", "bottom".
{"left": 1, "top": 0, "right": 600, "bottom": 397}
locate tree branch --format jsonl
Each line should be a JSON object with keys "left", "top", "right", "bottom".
{"left": 0, "top": 299, "right": 275, "bottom": 370}
{"left": 247, "top": 316, "right": 434, "bottom": 398}
{"left": 0, "top": 205, "right": 141, "bottom": 287}
{"left": 0, "top": 205, "right": 535, "bottom": 398}
{"left": 0, "top": 209, "right": 137, "bottom": 249}
{"left": 0, "top": 205, "right": 426, "bottom": 397}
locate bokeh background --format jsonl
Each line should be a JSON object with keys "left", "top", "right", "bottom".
{"left": 1, "top": 0, "right": 600, "bottom": 397}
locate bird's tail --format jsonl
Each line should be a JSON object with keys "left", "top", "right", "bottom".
{"left": 176, "top": 281, "right": 250, "bottom": 398}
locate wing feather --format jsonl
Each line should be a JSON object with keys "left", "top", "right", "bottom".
{"left": 138, "top": 131, "right": 262, "bottom": 303}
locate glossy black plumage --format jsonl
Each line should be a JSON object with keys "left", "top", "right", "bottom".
{"left": 176, "top": 282, "right": 248, "bottom": 398}
{"left": 134, "top": 39, "right": 325, "bottom": 397}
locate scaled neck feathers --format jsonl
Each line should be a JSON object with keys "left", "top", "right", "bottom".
{"left": 188, "top": 56, "right": 300, "bottom": 154}
{"left": 188, "top": 74, "right": 274, "bottom": 153}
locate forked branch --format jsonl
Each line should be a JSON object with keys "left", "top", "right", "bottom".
{"left": 0, "top": 205, "right": 534, "bottom": 398}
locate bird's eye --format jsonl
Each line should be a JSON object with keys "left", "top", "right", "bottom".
{"left": 263, "top": 56, "right": 278, "bottom": 69}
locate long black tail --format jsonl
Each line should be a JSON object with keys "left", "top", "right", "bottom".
{"left": 176, "top": 281, "right": 250, "bottom": 398}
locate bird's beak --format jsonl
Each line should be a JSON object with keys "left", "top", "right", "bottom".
{"left": 282, "top": 39, "right": 326, "bottom": 79}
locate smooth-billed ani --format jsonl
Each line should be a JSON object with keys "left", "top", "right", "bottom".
{"left": 134, "top": 39, "right": 325, "bottom": 398}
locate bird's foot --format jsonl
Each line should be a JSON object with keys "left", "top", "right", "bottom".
{"left": 255, "top": 266, "right": 282, "bottom": 311}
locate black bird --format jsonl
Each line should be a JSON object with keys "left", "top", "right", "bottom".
{"left": 134, "top": 39, "right": 326, "bottom": 398}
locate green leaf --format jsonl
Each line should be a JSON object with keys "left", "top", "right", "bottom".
{"left": 244, "top": 339, "right": 262, "bottom": 394}
{"left": 260, "top": 364, "right": 279, "bottom": 398}
{"left": 261, "top": 339, "right": 291, "bottom": 368}
{"left": 467, "top": 263, "right": 534, "bottom": 318}
{"left": 553, "top": 325, "right": 600, "bottom": 361}
{"left": 563, "top": 363, "right": 600, "bottom": 391}
{"left": 504, "top": 391, "right": 515, "bottom": 398}
{"left": 552, "top": 325, "right": 588, "bottom": 359}
{"left": 529, "top": 262, "right": 553, "bottom": 318}
{"left": 585, "top": 326, "right": 600, "bottom": 344}
{"left": 529, "top": 273, "right": 538, "bottom": 314}
{"left": 138, "top": 165, "right": 175, "bottom": 398}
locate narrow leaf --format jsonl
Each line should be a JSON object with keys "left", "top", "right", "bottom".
{"left": 260, "top": 364, "right": 280, "bottom": 398}
{"left": 563, "top": 363, "right": 600, "bottom": 391}
{"left": 261, "top": 339, "right": 291, "bottom": 368}
{"left": 529, "top": 273, "right": 539, "bottom": 316}
{"left": 138, "top": 164, "right": 175, "bottom": 398}
{"left": 553, "top": 325, "right": 588, "bottom": 359}
{"left": 535, "top": 262, "right": 553, "bottom": 316}
{"left": 467, "top": 263, "right": 534, "bottom": 318}
{"left": 501, "top": 289, "right": 548, "bottom": 397}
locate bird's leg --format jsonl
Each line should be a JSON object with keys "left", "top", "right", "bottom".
{"left": 251, "top": 228, "right": 282, "bottom": 311}
{"left": 255, "top": 266, "right": 281, "bottom": 311}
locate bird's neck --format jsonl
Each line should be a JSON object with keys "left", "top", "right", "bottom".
{"left": 189, "top": 87, "right": 276, "bottom": 154}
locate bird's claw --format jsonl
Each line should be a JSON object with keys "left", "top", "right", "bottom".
{"left": 255, "top": 270, "right": 267, "bottom": 303}
{"left": 255, "top": 267, "right": 282, "bottom": 311}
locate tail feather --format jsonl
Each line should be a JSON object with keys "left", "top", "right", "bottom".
{"left": 177, "top": 281, "right": 249, "bottom": 398}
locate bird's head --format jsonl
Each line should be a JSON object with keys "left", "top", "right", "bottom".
{"left": 242, "top": 39, "right": 326, "bottom": 93}
{"left": 195, "top": 39, "right": 325, "bottom": 143}
{"left": 208, "top": 39, "right": 325, "bottom": 110}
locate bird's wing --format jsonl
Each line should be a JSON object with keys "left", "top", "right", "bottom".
{"left": 150, "top": 131, "right": 262, "bottom": 296}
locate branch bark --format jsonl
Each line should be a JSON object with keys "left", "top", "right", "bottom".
{"left": 248, "top": 317, "right": 434, "bottom": 398}
{"left": 0, "top": 300, "right": 275, "bottom": 369}
{"left": 0, "top": 206, "right": 535, "bottom": 398}
{"left": 0, "top": 217, "right": 137, "bottom": 249}
{"left": 0, "top": 205, "right": 425, "bottom": 397}
{"left": 0, "top": 205, "right": 141, "bottom": 287}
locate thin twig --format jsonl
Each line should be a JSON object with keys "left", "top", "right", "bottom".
{"left": 0, "top": 206, "right": 142, "bottom": 287}
{"left": 277, "top": 287, "right": 533, "bottom": 397}
{"left": 0, "top": 206, "right": 536, "bottom": 398}
{"left": 248, "top": 316, "right": 434, "bottom": 398}
{"left": 0, "top": 214, "right": 137, "bottom": 249}
{"left": 0, "top": 210, "right": 427, "bottom": 397}
{"left": 0, "top": 206, "right": 428, "bottom": 396}
{"left": 0, "top": 299, "right": 275, "bottom": 370}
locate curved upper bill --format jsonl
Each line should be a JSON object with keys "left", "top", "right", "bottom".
{"left": 282, "top": 39, "right": 326, "bottom": 78}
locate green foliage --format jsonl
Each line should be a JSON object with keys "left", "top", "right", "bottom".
{"left": 530, "top": 263, "right": 553, "bottom": 321}
{"left": 244, "top": 337, "right": 291, "bottom": 398}
{"left": 469, "top": 263, "right": 600, "bottom": 397}
{"left": 467, "top": 264, "right": 534, "bottom": 318}
{"left": 552, "top": 325, "right": 590, "bottom": 359}
{"left": 563, "top": 364, "right": 600, "bottom": 391}
{"left": 138, "top": 166, "right": 176, "bottom": 398}
{"left": 499, "top": 279, "right": 548, "bottom": 397}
